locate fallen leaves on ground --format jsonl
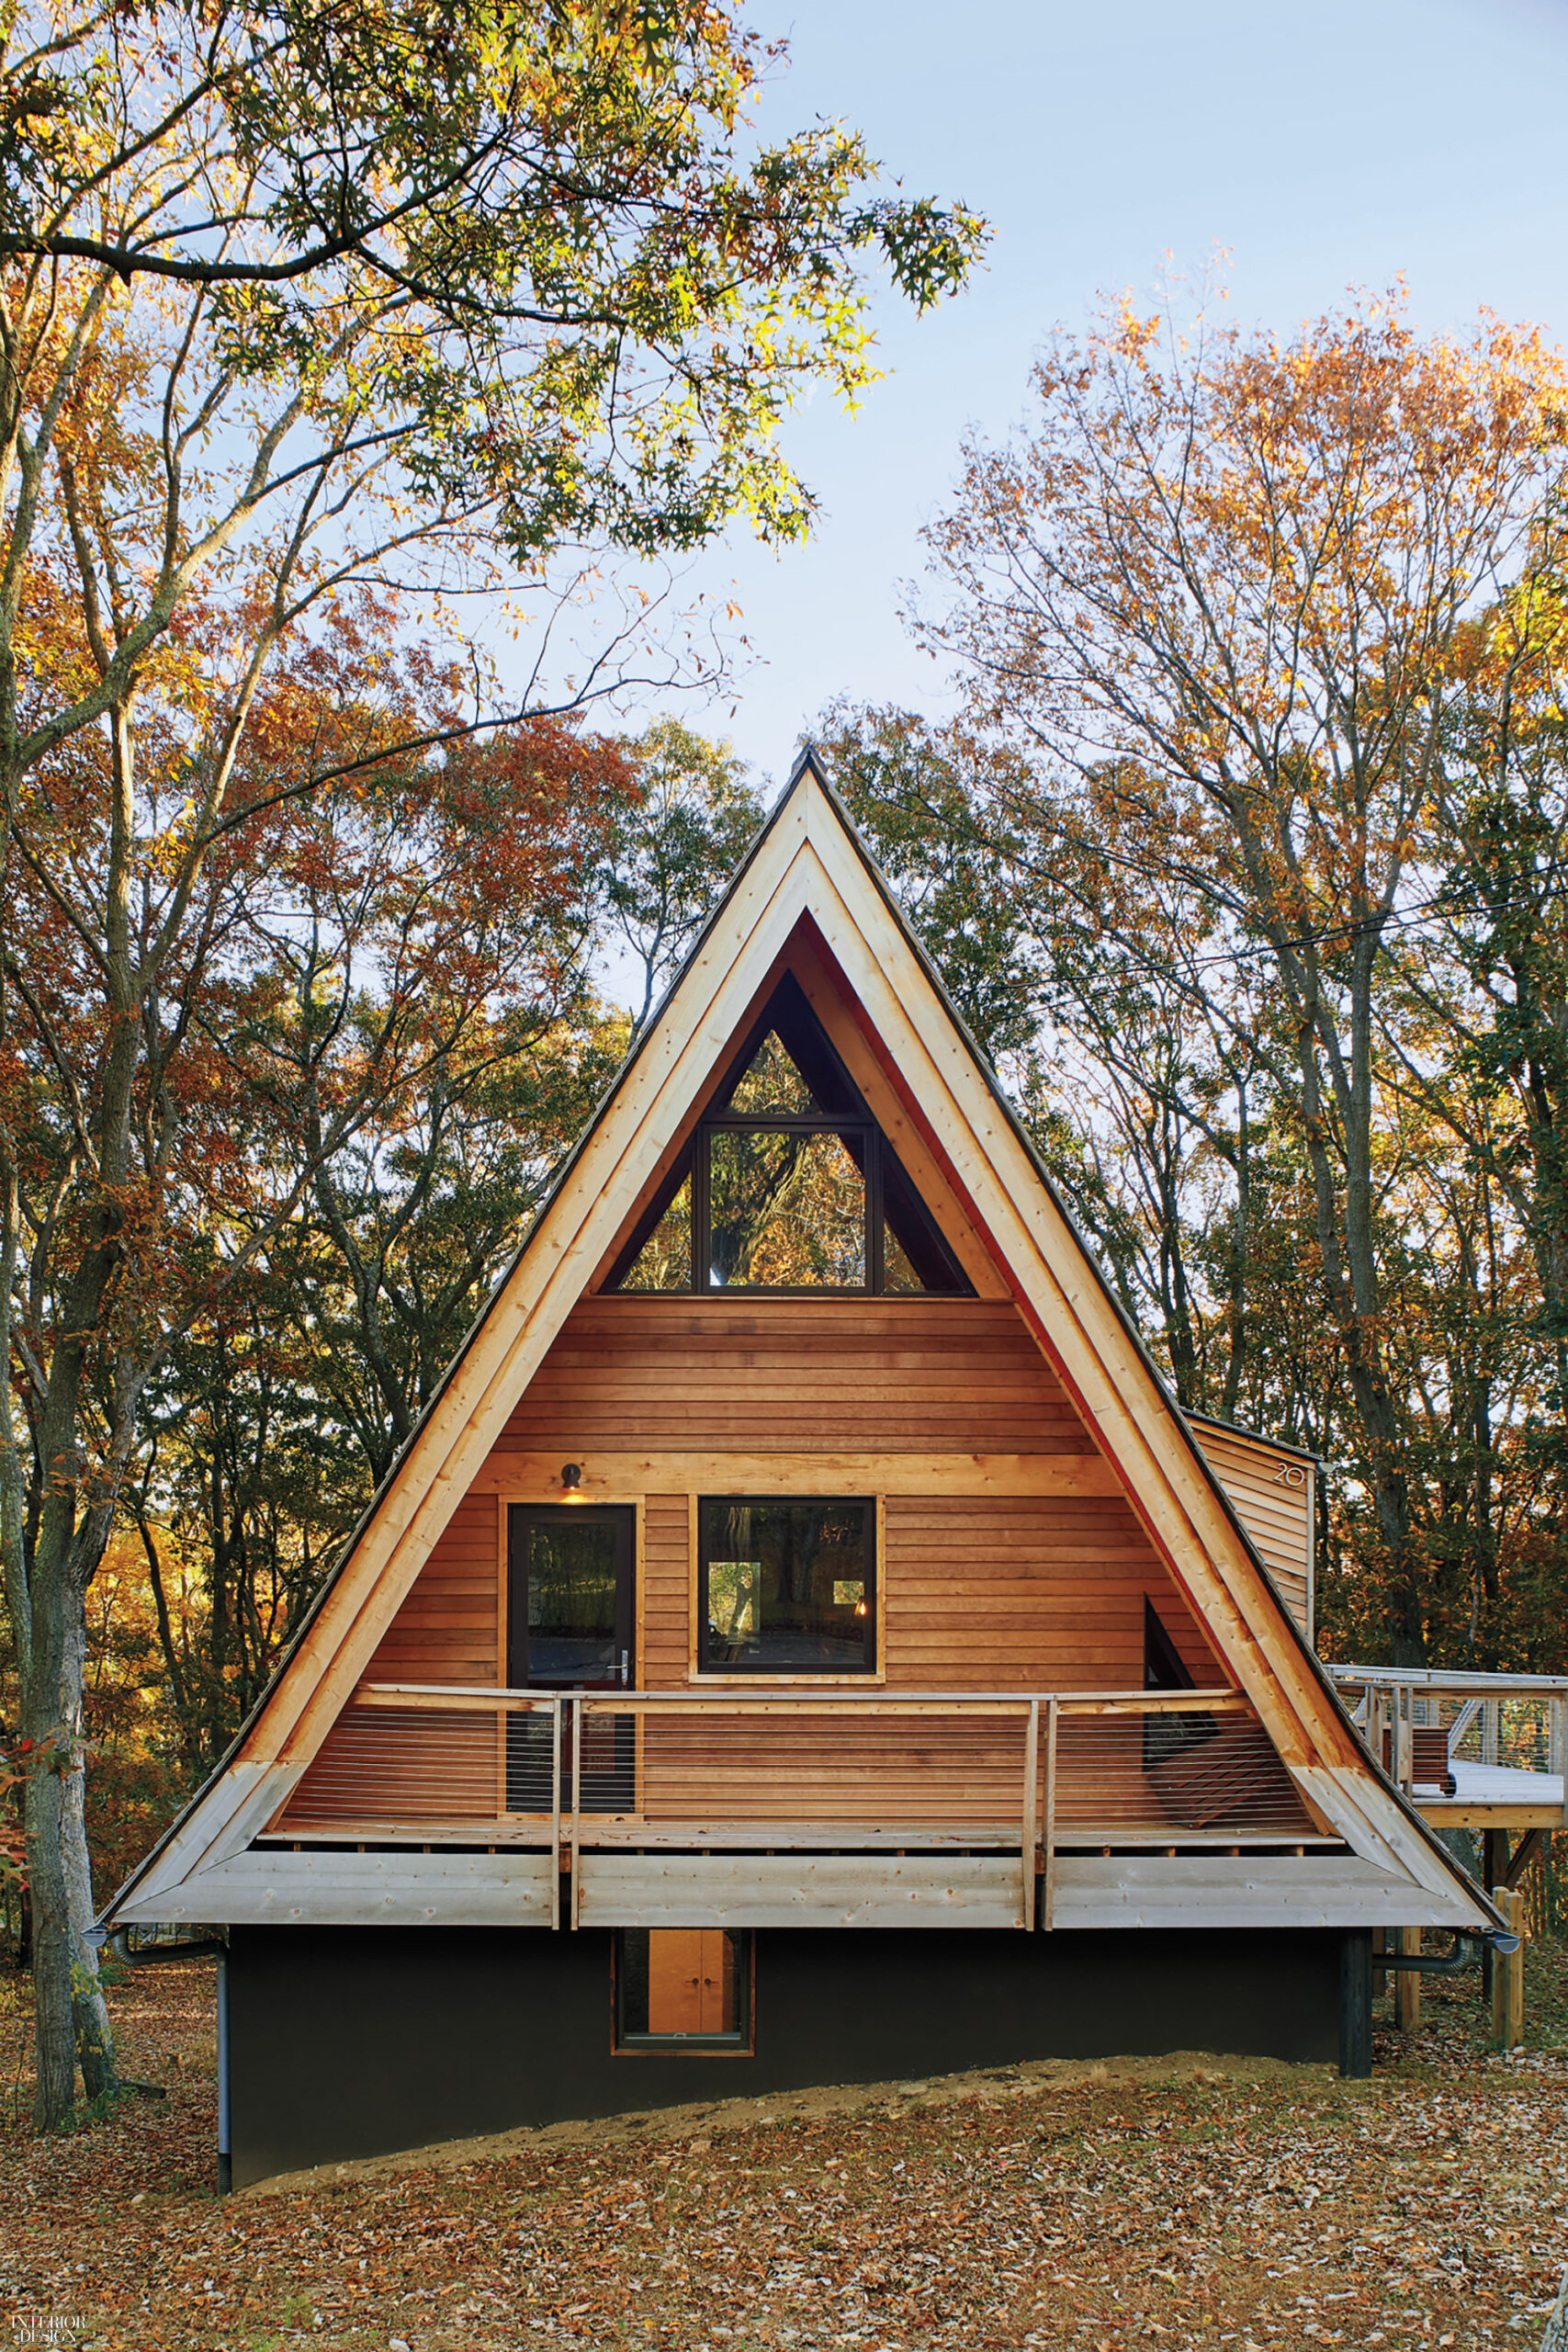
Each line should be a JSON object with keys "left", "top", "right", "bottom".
{"left": 0, "top": 1959, "right": 1564, "bottom": 2351}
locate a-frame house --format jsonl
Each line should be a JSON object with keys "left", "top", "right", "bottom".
{"left": 104, "top": 751, "right": 1502, "bottom": 2187}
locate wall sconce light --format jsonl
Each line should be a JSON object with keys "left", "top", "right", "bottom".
{"left": 560, "top": 1462, "right": 582, "bottom": 1492}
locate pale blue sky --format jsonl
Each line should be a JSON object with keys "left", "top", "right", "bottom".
{"left": 569, "top": 0, "right": 1568, "bottom": 784}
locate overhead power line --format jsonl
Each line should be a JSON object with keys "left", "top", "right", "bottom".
{"left": 992, "top": 813, "right": 1568, "bottom": 978}
{"left": 1177, "top": 869, "right": 1568, "bottom": 977}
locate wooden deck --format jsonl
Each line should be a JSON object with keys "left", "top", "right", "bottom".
{"left": 107, "top": 1673, "right": 1497, "bottom": 1936}
{"left": 109, "top": 1671, "right": 1528, "bottom": 1939}
{"left": 1328, "top": 1666, "right": 1568, "bottom": 1834}
{"left": 179, "top": 1680, "right": 1351, "bottom": 1933}
{"left": 1419, "top": 1759, "right": 1567, "bottom": 1831}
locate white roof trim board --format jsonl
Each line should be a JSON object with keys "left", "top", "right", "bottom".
{"left": 105, "top": 751, "right": 1496, "bottom": 1936}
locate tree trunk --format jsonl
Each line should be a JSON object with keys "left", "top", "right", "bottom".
{"left": 1293, "top": 969, "right": 1426, "bottom": 1668}
{"left": 22, "top": 1536, "right": 120, "bottom": 2121}
{"left": 23, "top": 1758, "right": 77, "bottom": 2130}
{"left": 64, "top": 1732, "right": 116, "bottom": 2101}
{"left": 24, "top": 1272, "right": 124, "bottom": 2123}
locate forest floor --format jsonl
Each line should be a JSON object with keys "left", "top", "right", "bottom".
{"left": 0, "top": 1947, "right": 1564, "bottom": 2352}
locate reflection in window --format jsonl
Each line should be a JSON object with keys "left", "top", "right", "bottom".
{"left": 619, "top": 1172, "right": 692, "bottom": 1292}
{"left": 880, "top": 1149, "right": 964, "bottom": 1294}
{"left": 723, "top": 1028, "right": 820, "bottom": 1114}
{"left": 1142, "top": 1594, "right": 1213, "bottom": 1773}
{"left": 615, "top": 1928, "right": 751, "bottom": 2049}
{"left": 525, "top": 1521, "right": 620, "bottom": 1683}
{"left": 882, "top": 1222, "right": 925, "bottom": 1294}
{"left": 707, "top": 1555, "right": 761, "bottom": 1645}
{"left": 707, "top": 1129, "right": 866, "bottom": 1286}
{"left": 604, "top": 975, "right": 972, "bottom": 1296}
{"left": 700, "top": 1498, "right": 873, "bottom": 1672}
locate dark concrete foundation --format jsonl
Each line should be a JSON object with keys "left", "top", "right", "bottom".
{"left": 227, "top": 1924, "right": 1345, "bottom": 2186}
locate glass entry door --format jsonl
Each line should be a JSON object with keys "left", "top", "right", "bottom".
{"left": 506, "top": 1506, "right": 635, "bottom": 1813}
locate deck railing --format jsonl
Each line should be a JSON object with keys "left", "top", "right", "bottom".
{"left": 1327, "top": 1665, "right": 1568, "bottom": 1819}
{"left": 269, "top": 1683, "right": 1320, "bottom": 1926}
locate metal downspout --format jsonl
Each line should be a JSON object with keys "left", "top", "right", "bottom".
{"left": 1380, "top": 1928, "right": 1520, "bottom": 1975}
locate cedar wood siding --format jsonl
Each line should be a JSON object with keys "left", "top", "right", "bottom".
{"left": 361, "top": 1490, "right": 499, "bottom": 1683}
{"left": 1187, "top": 1417, "right": 1314, "bottom": 1640}
{"left": 499, "top": 1298, "right": 1087, "bottom": 1456}
{"left": 281, "top": 1295, "right": 1222, "bottom": 1834}
{"left": 308, "top": 1296, "right": 1224, "bottom": 1707}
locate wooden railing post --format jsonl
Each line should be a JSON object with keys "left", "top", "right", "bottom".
{"left": 550, "top": 1696, "right": 562, "bottom": 1931}
{"left": 1042, "top": 1697, "right": 1058, "bottom": 1932}
{"left": 570, "top": 1697, "right": 583, "bottom": 1930}
{"left": 1491, "top": 1886, "right": 1526, "bottom": 2052}
{"left": 1393, "top": 1687, "right": 1413, "bottom": 1791}
{"left": 1021, "top": 1700, "right": 1039, "bottom": 1931}
{"left": 1393, "top": 1924, "right": 1420, "bottom": 2032}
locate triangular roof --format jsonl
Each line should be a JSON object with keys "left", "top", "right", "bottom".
{"left": 107, "top": 748, "right": 1496, "bottom": 1932}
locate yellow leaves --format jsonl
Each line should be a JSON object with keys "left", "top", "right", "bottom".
{"left": 144, "top": 798, "right": 197, "bottom": 885}
{"left": 933, "top": 280, "right": 1568, "bottom": 800}
{"left": 1112, "top": 292, "right": 1166, "bottom": 364}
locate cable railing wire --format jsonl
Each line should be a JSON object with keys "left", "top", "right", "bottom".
{"left": 273, "top": 1685, "right": 1314, "bottom": 1847}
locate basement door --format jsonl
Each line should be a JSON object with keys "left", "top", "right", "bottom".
{"left": 506, "top": 1504, "right": 636, "bottom": 1814}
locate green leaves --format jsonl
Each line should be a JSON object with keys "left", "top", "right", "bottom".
{"left": 816, "top": 705, "right": 1039, "bottom": 1069}
{"left": 3, "top": 0, "right": 985, "bottom": 570}
{"left": 865, "top": 193, "right": 987, "bottom": 313}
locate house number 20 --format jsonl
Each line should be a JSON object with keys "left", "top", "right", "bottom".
{"left": 1272, "top": 1463, "right": 1307, "bottom": 1488}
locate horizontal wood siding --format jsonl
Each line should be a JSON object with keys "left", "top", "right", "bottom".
{"left": 279, "top": 1497, "right": 502, "bottom": 1828}
{"left": 292, "top": 1312, "right": 1229, "bottom": 1714}
{"left": 363, "top": 1492, "right": 499, "bottom": 1686}
{"left": 276, "top": 1302, "right": 1257, "bottom": 1841}
{"left": 642, "top": 1494, "right": 690, "bottom": 1686}
{"left": 631, "top": 1702, "right": 1033, "bottom": 1832}
{"left": 577, "top": 1852, "right": 1025, "bottom": 1929}
{"left": 1190, "top": 1421, "right": 1314, "bottom": 1638}
{"left": 115, "top": 1849, "right": 558, "bottom": 1928}
{"left": 494, "top": 1298, "right": 1092, "bottom": 1456}
{"left": 283, "top": 1704, "right": 502, "bottom": 1830}
{"left": 882, "top": 1497, "right": 1220, "bottom": 1690}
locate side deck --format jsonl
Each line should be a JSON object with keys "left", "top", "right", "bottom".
{"left": 1329, "top": 1667, "right": 1568, "bottom": 1835}
{"left": 111, "top": 1683, "right": 1479, "bottom": 1936}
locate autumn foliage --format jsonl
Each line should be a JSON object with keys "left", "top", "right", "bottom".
{"left": 892, "top": 283, "right": 1568, "bottom": 1669}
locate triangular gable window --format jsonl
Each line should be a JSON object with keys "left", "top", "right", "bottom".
{"left": 618, "top": 1168, "right": 694, "bottom": 1293}
{"left": 1143, "top": 1594, "right": 1215, "bottom": 1772}
{"left": 1144, "top": 1597, "right": 1196, "bottom": 1692}
{"left": 722, "top": 1030, "right": 820, "bottom": 1115}
{"left": 609, "top": 975, "right": 971, "bottom": 1296}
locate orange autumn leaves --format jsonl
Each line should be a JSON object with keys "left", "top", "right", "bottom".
{"left": 914, "top": 284, "right": 1568, "bottom": 1663}
{"left": 925, "top": 288, "right": 1568, "bottom": 898}
{"left": 2, "top": 590, "right": 637, "bottom": 1394}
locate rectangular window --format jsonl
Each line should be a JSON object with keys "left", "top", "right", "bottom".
{"left": 615, "top": 1928, "right": 752, "bottom": 2052}
{"left": 705, "top": 1126, "right": 867, "bottom": 1287}
{"left": 698, "top": 1497, "right": 874, "bottom": 1674}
